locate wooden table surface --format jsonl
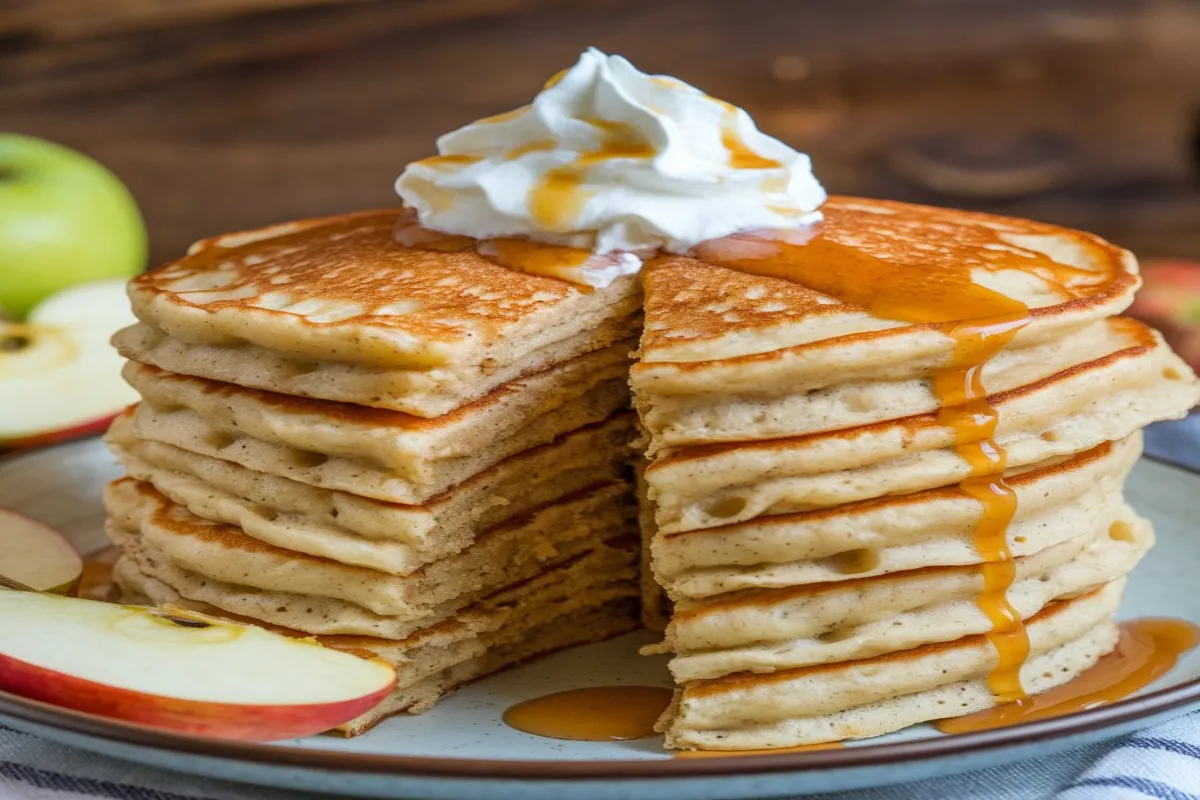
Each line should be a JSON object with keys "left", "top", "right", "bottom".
{"left": 3, "top": 0, "right": 1199, "bottom": 265}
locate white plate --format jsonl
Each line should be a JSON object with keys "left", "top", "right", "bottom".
{"left": 1, "top": 437, "right": 1198, "bottom": 800}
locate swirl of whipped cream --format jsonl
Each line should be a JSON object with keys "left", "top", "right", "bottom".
{"left": 396, "top": 48, "right": 826, "bottom": 261}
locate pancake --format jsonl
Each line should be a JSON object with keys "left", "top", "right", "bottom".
{"left": 116, "top": 210, "right": 642, "bottom": 416}
{"left": 107, "top": 412, "right": 634, "bottom": 575}
{"left": 122, "top": 341, "right": 631, "bottom": 475}
{"left": 125, "top": 361, "right": 630, "bottom": 505}
{"left": 100, "top": 194, "right": 1199, "bottom": 749}
{"left": 653, "top": 435, "right": 1139, "bottom": 598}
{"left": 646, "top": 332, "right": 1194, "bottom": 533}
{"left": 632, "top": 197, "right": 1197, "bottom": 751}
{"left": 636, "top": 463, "right": 672, "bottom": 633}
{"left": 660, "top": 581, "right": 1123, "bottom": 749}
{"left": 113, "top": 555, "right": 640, "bottom": 736}
{"left": 635, "top": 197, "right": 1138, "bottom": 370}
{"left": 661, "top": 504, "right": 1149, "bottom": 681}
{"left": 638, "top": 317, "right": 1183, "bottom": 449}
{"left": 105, "top": 478, "right": 637, "bottom": 639}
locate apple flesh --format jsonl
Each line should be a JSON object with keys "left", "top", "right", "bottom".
{"left": 0, "top": 592, "right": 397, "bottom": 741}
{"left": 0, "top": 134, "right": 146, "bottom": 320}
{"left": 0, "top": 278, "right": 140, "bottom": 448}
{"left": 0, "top": 510, "right": 83, "bottom": 593}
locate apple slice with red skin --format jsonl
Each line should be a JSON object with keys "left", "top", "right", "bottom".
{"left": 0, "top": 592, "right": 397, "bottom": 741}
{"left": 0, "top": 509, "right": 83, "bottom": 593}
{"left": 3, "top": 413, "right": 121, "bottom": 451}
{"left": 0, "top": 278, "right": 139, "bottom": 450}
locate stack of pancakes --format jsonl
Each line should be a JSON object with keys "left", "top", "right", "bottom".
{"left": 102, "top": 210, "right": 644, "bottom": 734}
{"left": 634, "top": 198, "right": 1200, "bottom": 749}
{"left": 100, "top": 197, "right": 1199, "bottom": 746}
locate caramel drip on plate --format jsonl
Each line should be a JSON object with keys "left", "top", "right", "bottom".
{"left": 937, "top": 618, "right": 1200, "bottom": 734}
{"left": 502, "top": 686, "right": 673, "bottom": 741}
{"left": 692, "top": 223, "right": 1052, "bottom": 708}
{"left": 676, "top": 742, "right": 845, "bottom": 758}
{"left": 77, "top": 546, "right": 121, "bottom": 602}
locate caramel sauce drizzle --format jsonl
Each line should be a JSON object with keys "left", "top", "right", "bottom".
{"left": 527, "top": 118, "right": 655, "bottom": 233}
{"left": 937, "top": 618, "right": 1200, "bottom": 734}
{"left": 722, "top": 127, "right": 781, "bottom": 171}
{"left": 412, "top": 154, "right": 481, "bottom": 169}
{"left": 690, "top": 220, "right": 1072, "bottom": 709}
{"left": 543, "top": 69, "right": 569, "bottom": 89}
{"left": 401, "top": 116, "right": 661, "bottom": 282}
{"left": 393, "top": 212, "right": 599, "bottom": 286}
{"left": 936, "top": 311, "right": 1032, "bottom": 702}
{"left": 502, "top": 686, "right": 673, "bottom": 741}
{"left": 507, "top": 140, "right": 556, "bottom": 160}
{"left": 476, "top": 239, "right": 594, "bottom": 288}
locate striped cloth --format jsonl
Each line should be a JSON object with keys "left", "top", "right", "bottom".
{"left": 1056, "top": 715, "right": 1200, "bottom": 800}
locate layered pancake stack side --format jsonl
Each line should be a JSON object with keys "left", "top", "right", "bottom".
{"left": 634, "top": 197, "right": 1200, "bottom": 748}
{"left": 103, "top": 210, "right": 646, "bottom": 735}
{"left": 99, "top": 196, "right": 1200, "bottom": 747}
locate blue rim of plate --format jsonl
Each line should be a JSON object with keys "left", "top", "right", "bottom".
{"left": 0, "top": 438, "right": 1198, "bottom": 780}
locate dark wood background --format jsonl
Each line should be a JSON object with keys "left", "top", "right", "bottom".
{"left": 3, "top": 0, "right": 1199, "bottom": 265}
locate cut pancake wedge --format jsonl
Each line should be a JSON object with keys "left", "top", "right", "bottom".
{"left": 661, "top": 581, "right": 1124, "bottom": 749}
{"left": 107, "top": 412, "right": 635, "bottom": 574}
{"left": 105, "top": 478, "right": 638, "bottom": 638}
{"left": 126, "top": 366, "right": 631, "bottom": 504}
{"left": 117, "top": 209, "right": 642, "bottom": 415}
{"left": 121, "top": 340, "right": 632, "bottom": 476}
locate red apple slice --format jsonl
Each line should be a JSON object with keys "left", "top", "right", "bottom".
{"left": 0, "top": 592, "right": 397, "bottom": 741}
{"left": 0, "top": 510, "right": 83, "bottom": 593}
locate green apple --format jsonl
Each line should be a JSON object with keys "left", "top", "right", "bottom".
{"left": 0, "top": 134, "right": 147, "bottom": 320}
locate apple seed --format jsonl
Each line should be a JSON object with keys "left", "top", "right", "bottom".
{"left": 156, "top": 614, "right": 213, "bottom": 629}
{"left": 0, "top": 335, "right": 31, "bottom": 353}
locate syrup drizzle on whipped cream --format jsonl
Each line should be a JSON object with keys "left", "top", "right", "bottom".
{"left": 395, "top": 48, "right": 825, "bottom": 288}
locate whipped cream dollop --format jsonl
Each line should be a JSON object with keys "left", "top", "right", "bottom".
{"left": 396, "top": 48, "right": 826, "bottom": 277}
